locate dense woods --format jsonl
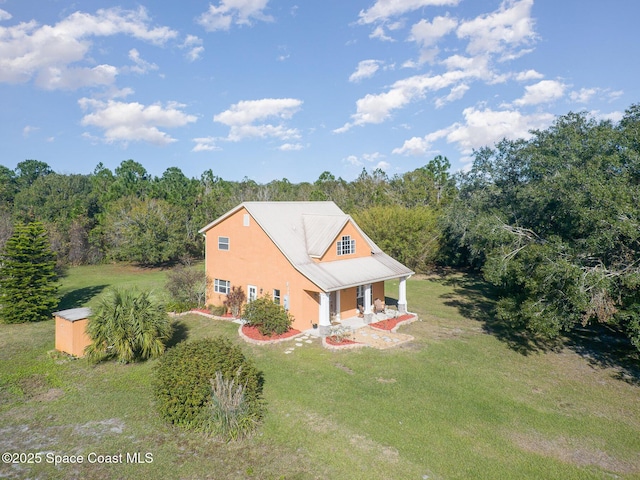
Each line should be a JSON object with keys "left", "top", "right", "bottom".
{"left": 2, "top": 103, "right": 640, "bottom": 354}
{"left": 0, "top": 156, "right": 453, "bottom": 270}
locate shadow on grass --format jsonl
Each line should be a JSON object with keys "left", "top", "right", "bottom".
{"left": 438, "top": 273, "right": 558, "bottom": 355}
{"left": 565, "top": 324, "right": 640, "bottom": 386}
{"left": 438, "top": 271, "right": 640, "bottom": 382}
{"left": 167, "top": 320, "right": 189, "bottom": 348}
{"left": 57, "top": 285, "right": 108, "bottom": 311}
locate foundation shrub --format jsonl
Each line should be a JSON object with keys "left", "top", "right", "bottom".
{"left": 243, "top": 294, "right": 293, "bottom": 336}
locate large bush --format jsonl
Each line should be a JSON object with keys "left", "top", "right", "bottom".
{"left": 243, "top": 295, "right": 293, "bottom": 336}
{"left": 154, "top": 337, "right": 264, "bottom": 439}
{"left": 85, "top": 288, "right": 172, "bottom": 363}
{"left": 165, "top": 264, "right": 208, "bottom": 311}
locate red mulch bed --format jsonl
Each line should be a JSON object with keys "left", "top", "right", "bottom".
{"left": 325, "top": 337, "right": 360, "bottom": 346}
{"left": 241, "top": 324, "right": 301, "bottom": 341}
{"left": 370, "top": 314, "right": 415, "bottom": 331}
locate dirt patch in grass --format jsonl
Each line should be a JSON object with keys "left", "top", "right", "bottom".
{"left": 334, "top": 363, "right": 354, "bottom": 375}
{"left": 511, "top": 431, "right": 640, "bottom": 475}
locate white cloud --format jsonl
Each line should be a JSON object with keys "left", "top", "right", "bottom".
{"left": 192, "top": 136, "right": 220, "bottom": 152}
{"left": 181, "top": 35, "right": 204, "bottom": 62}
{"left": 570, "top": 87, "right": 598, "bottom": 103}
{"left": 410, "top": 16, "right": 458, "bottom": 48}
{"left": 278, "top": 143, "right": 304, "bottom": 151}
{"left": 214, "top": 98, "right": 302, "bottom": 142}
{"left": 78, "top": 97, "right": 197, "bottom": 145}
{"left": 349, "top": 59, "right": 382, "bottom": 83}
{"left": 0, "top": 7, "right": 177, "bottom": 89}
{"left": 515, "top": 69, "right": 543, "bottom": 81}
{"left": 457, "top": 0, "right": 536, "bottom": 59}
{"left": 0, "top": 9, "right": 11, "bottom": 21}
{"left": 336, "top": 65, "right": 490, "bottom": 132}
{"left": 359, "top": 0, "right": 460, "bottom": 25}
{"left": 127, "top": 48, "right": 158, "bottom": 74}
{"left": 435, "top": 83, "right": 469, "bottom": 108}
{"left": 514, "top": 79, "right": 566, "bottom": 106}
{"left": 22, "top": 125, "right": 38, "bottom": 137}
{"left": 198, "top": 0, "right": 273, "bottom": 32}
{"left": 394, "top": 106, "right": 554, "bottom": 157}
{"left": 345, "top": 155, "right": 363, "bottom": 167}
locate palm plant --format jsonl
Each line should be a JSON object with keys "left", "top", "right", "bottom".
{"left": 85, "top": 287, "right": 173, "bottom": 363}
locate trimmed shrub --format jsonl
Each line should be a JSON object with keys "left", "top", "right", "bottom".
{"left": 154, "top": 337, "right": 264, "bottom": 438}
{"left": 85, "top": 287, "right": 172, "bottom": 363}
{"left": 243, "top": 294, "right": 293, "bottom": 336}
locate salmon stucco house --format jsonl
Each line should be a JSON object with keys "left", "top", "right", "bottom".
{"left": 199, "top": 201, "right": 414, "bottom": 335}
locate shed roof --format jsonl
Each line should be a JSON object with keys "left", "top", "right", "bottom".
{"left": 53, "top": 307, "right": 92, "bottom": 322}
{"left": 199, "top": 201, "right": 414, "bottom": 292}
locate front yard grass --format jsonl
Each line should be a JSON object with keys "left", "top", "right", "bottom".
{"left": 1, "top": 266, "right": 639, "bottom": 479}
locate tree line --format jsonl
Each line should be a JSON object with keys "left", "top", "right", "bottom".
{"left": 0, "top": 156, "right": 454, "bottom": 270}
{"left": 2, "top": 102, "right": 640, "bottom": 354}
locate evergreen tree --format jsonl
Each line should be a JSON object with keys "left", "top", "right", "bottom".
{"left": 0, "top": 222, "right": 58, "bottom": 323}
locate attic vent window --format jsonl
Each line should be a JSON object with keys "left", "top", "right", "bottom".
{"left": 336, "top": 235, "right": 356, "bottom": 256}
{"left": 243, "top": 214, "right": 250, "bottom": 226}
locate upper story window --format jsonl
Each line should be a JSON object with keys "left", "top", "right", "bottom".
{"left": 218, "top": 236, "right": 229, "bottom": 251}
{"left": 336, "top": 235, "right": 356, "bottom": 256}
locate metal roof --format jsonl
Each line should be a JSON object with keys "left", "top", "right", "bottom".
{"left": 199, "top": 201, "right": 414, "bottom": 292}
{"left": 53, "top": 307, "right": 92, "bottom": 322}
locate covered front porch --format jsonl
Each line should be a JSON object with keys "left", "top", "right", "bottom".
{"left": 316, "top": 276, "right": 410, "bottom": 336}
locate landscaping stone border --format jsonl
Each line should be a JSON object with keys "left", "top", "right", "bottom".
{"left": 238, "top": 324, "right": 304, "bottom": 345}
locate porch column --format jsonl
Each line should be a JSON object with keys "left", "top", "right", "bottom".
{"left": 364, "top": 283, "right": 373, "bottom": 324}
{"left": 398, "top": 276, "right": 408, "bottom": 313}
{"left": 334, "top": 290, "right": 341, "bottom": 322}
{"left": 318, "top": 292, "right": 331, "bottom": 336}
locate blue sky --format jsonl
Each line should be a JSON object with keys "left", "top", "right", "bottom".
{"left": 0, "top": 0, "right": 637, "bottom": 182}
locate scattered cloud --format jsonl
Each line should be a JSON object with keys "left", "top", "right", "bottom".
{"left": 0, "top": 7, "right": 177, "bottom": 89}
{"left": 0, "top": 9, "right": 11, "bottom": 21}
{"left": 192, "top": 136, "right": 219, "bottom": 152}
{"left": 181, "top": 35, "right": 204, "bottom": 62}
{"left": 435, "top": 83, "right": 469, "bottom": 108}
{"left": 78, "top": 97, "right": 197, "bottom": 145}
{"left": 278, "top": 142, "right": 304, "bottom": 151}
{"left": 349, "top": 59, "right": 383, "bottom": 82}
{"left": 214, "top": 98, "right": 303, "bottom": 142}
{"left": 515, "top": 69, "right": 544, "bottom": 81}
{"left": 359, "top": 0, "right": 460, "bottom": 25}
{"left": 197, "top": 0, "right": 273, "bottom": 32}
{"left": 409, "top": 15, "right": 457, "bottom": 63}
{"left": 457, "top": 0, "right": 536, "bottom": 59}
{"left": 127, "top": 49, "right": 158, "bottom": 74}
{"left": 22, "top": 125, "right": 38, "bottom": 137}
{"left": 514, "top": 79, "right": 566, "bottom": 106}
{"left": 394, "top": 106, "right": 554, "bottom": 158}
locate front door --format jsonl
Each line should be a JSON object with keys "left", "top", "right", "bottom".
{"left": 248, "top": 285, "right": 257, "bottom": 302}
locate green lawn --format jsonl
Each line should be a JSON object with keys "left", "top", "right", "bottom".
{"left": 1, "top": 266, "right": 639, "bottom": 479}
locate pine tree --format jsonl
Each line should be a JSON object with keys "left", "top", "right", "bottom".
{"left": 0, "top": 222, "right": 58, "bottom": 323}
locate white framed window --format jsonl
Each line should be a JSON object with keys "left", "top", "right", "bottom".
{"left": 273, "top": 289, "right": 281, "bottom": 305}
{"left": 218, "top": 236, "right": 229, "bottom": 250}
{"left": 336, "top": 235, "right": 356, "bottom": 256}
{"left": 214, "top": 279, "right": 230, "bottom": 294}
